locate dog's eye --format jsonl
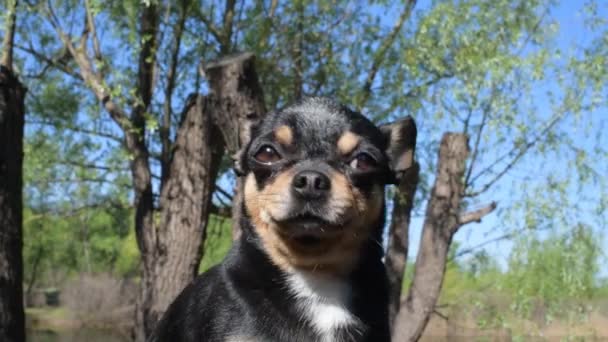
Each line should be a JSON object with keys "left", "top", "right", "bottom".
{"left": 349, "top": 153, "right": 376, "bottom": 171}
{"left": 254, "top": 145, "right": 281, "bottom": 164}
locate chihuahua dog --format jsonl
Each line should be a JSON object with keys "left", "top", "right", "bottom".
{"left": 150, "top": 97, "right": 415, "bottom": 342}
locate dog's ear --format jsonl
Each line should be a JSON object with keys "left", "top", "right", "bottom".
{"left": 379, "top": 116, "right": 417, "bottom": 184}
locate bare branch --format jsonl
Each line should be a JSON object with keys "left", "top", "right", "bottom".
{"left": 44, "top": 0, "right": 133, "bottom": 134}
{"left": 453, "top": 224, "right": 553, "bottom": 260}
{"left": 58, "top": 160, "right": 129, "bottom": 172}
{"left": 197, "top": 10, "right": 224, "bottom": 45}
{"left": 24, "top": 201, "right": 131, "bottom": 224}
{"left": 161, "top": 0, "right": 188, "bottom": 182}
{"left": 467, "top": 113, "right": 565, "bottom": 197}
{"left": 292, "top": 1, "right": 304, "bottom": 99}
{"left": 459, "top": 202, "right": 497, "bottom": 226}
{"left": 45, "top": 0, "right": 62, "bottom": 31}
{"left": 43, "top": 176, "right": 120, "bottom": 186}
{"left": 215, "top": 185, "right": 233, "bottom": 202}
{"left": 268, "top": 0, "right": 278, "bottom": 18}
{"left": 1, "top": 0, "right": 18, "bottom": 69}
{"left": 464, "top": 85, "right": 498, "bottom": 188}
{"left": 358, "top": 0, "right": 416, "bottom": 108}
{"left": 15, "top": 43, "right": 82, "bottom": 81}
{"left": 221, "top": 0, "right": 237, "bottom": 53}
{"left": 404, "top": 72, "right": 452, "bottom": 99}
{"left": 26, "top": 119, "right": 123, "bottom": 143}
{"left": 433, "top": 309, "right": 449, "bottom": 321}
{"left": 84, "top": 0, "right": 103, "bottom": 62}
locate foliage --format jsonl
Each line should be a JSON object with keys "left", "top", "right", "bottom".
{"left": 435, "top": 226, "right": 605, "bottom": 332}
{"left": 8, "top": 0, "right": 608, "bottom": 338}
{"left": 23, "top": 204, "right": 132, "bottom": 288}
{"left": 505, "top": 224, "right": 602, "bottom": 317}
{"left": 199, "top": 216, "right": 233, "bottom": 273}
{"left": 22, "top": 205, "right": 232, "bottom": 288}
{"left": 14, "top": 0, "right": 607, "bottom": 244}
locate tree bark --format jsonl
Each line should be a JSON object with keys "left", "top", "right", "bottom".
{"left": 0, "top": 65, "right": 26, "bottom": 342}
{"left": 203, "top": 52, "right": 266, "bottom": 240}
{"left": 134, "top": 95, "right": 224, "bottom": 341}
{"left": 385, "top": 163, "right": 419, "bottom": 329}
{"left": 392, "top": 133, "right": 469, "bottom": 342}
{"left": 133, "top": 53, "right": 266, "bottom": 341}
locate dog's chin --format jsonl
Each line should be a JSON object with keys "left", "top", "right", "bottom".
{"left": 273, "top": 214, "right": 346, "bottom": 247}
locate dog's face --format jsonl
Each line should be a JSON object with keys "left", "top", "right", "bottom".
{"left": 241, "top": 98, "right": 415, "bottom": 274}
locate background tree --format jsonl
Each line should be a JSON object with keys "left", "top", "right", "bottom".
{"left": 0, "top": 0, "right": 26, "bottom": 341}
{"left": 9, "top": 0, "right": 607, "bottom": 341}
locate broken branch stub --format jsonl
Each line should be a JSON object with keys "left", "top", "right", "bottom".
{"left": 203, "top": 52, "right": 266, "bottom": 239}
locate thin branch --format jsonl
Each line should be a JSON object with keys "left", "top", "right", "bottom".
{"left": 358, "top": 0, "right": 416, "bottom": 107}
{"left": 451, "top": 223, "right": 552, "bottom": 260}
{"left": 41, "top": 176, "right": 119, "bottom": 185}
{"left": 464, "top": 85, "right": 498, "bottom": 188}
{"left": 44, "top": 0, "right": 133, "bottom": 134}
{"left": 404, "top": 72, "right": 453, "bottom": 99}
{"left": 221, "top": 0, "right": 237, "bottom": 53}
{"left": 467, "top": 113, "right": 565, "bottom": 197}
{"left": 58, "top": 160, "right": 129, "bottom": 172}
{"left": 292, "top": 0, "right": 304, "bottom": 99}
{"left": 84, "top": 0, "right": 102, "bottom": 62}
{"left": 161, "top": 0, "right": 188, "bottom": 182}
{"left": 433, "top": 309, "right": 449, "bottom": 321}
{"left": 459, "top": 202, "right": 497, "bottom": 226}
{"left": 268, "top": 0, "right": 278, "bottom": 18}
{"left": 215, "top": 185, "right": 233, "bottom": 201}
{"left": 453, "top": 232, "right": 512, "bottom": 260}
{"left": 440, "top": 97, "right": 466, "bottom": 124}
{"left": 45, "top": 0, "right": 61, "bottom": 31}
{"left": 198, "top": 10, "right": 223, "bottom": 44}
{"left": 24, "top": 202, "right": 130, "bottom": 224}
{"left": 230, "top": 0, "right": 247, "bottom": 52}
{"left": 133, "top": 1, "right": 159, "bottom": 124}
{"left": 1, "top": 0, "right": 18, "bottom": 69}
{"left": 15, "top": 43, "right": 82, "bottom": 81}
{"left": 463, "top": 6, "right": 551, "bottom": 195}
{"left": 214, "top": 192, "right": 230, "bottom": 208}
{"left": 26, "top": 120, "right": 123, "bottom": 143}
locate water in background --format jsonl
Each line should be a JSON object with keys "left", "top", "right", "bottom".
{"left": 27, "top": 328, "right": 129, "bottom": 342}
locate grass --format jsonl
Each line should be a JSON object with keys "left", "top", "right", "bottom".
{"left": 199, "top": 215, "right": 233, "bottom": 273}
{"left": 26, "top": 306, "right": 77, "bottom": 331}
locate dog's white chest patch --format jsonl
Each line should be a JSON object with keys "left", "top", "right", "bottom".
{"left": 287, "top": 272, "right": 358, "bottom": 342}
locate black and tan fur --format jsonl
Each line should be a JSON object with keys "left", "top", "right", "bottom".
{"left": 150, "top": 97, "right": 415, "bottom": 342}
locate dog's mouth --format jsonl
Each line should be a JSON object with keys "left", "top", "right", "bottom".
{"left": 274, "top": 213, "right": 345, "bottom": 245}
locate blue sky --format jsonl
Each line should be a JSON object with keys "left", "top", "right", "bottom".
{"left": 180, "top": 0, "right": 608, "bottom": 276}
{"left": 16, "top": 0, "right": 607, "bottom": 277}
{"left": 401, "top": 0, "right": 608, "bottom": 275}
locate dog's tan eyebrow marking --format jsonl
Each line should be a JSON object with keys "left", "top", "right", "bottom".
{"left": 337, "top": 131, "right": 360, "bottom": 155}
{"left": 274, "top": 125, "right": 293, "bottom": 146}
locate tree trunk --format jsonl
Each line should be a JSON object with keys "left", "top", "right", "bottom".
{"left": 385, "top": 163, "right": 419, "bottom": 329}
{"left": 0, "top": 65, "right": 26, "bottom": 342}
{"left": 131, "top": 134, "right": 157, "bottom": 342}
{"left": 134, "top": 95, "right": 224, "bottom": 341}
{"left": 203, "top": 52, "right": 266, "bottom": 240}
{"left": 134, "top": 53, "right": 265, "bottom": 341}
{"left": 392, "top": 133, "right": 469, "bottom": 342}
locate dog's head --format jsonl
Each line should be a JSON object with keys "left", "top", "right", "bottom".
{"left": 240, "top": 97, "right": 415, "bottom": 273}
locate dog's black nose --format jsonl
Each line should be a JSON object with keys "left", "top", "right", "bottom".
{"left": 292, "top": 170, "right": 331, "bottom": 199}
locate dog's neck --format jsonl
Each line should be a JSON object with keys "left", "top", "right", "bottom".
{"left": 235, "top": 213, "right": 386, "bottom": 340}
{"left": 285, "top": 270, "right": 363, "bottom": 342}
